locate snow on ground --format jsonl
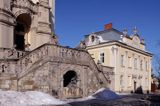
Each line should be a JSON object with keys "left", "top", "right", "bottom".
{"left": 65, "top": 88, "right": 120, "bottom": 103}
{"left": 0, "top": 91, "right": 68, "bottom": 106}
{"left": 0, "top": 88, "right": 120, "bottom": 106}
{"left": 91, "top": 88, "right": 120, "bottom": 100}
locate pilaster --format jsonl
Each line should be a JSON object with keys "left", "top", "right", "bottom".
{"left": 0, "top": 0, "right": 15, "bottom": 48}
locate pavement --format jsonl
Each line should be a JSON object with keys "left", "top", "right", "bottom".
{"left": 68, "top": 94, "right": 160, "bottom": 106}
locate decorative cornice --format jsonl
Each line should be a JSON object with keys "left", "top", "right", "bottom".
{"left": 86, "top": 41, "right": 153, "bottom": 57}
{"left": 12, "top": 0, "right": 38, "bottom": 14}
{"left": 36, "top": 31, "right": 51, "bottom": 35}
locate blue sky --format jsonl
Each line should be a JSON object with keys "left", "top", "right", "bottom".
{"left": 55, "top": 0, "right": 160, "bottom": 74}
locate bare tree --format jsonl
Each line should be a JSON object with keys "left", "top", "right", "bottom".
{"left": 155, "top": 55, "right": 160, "bottom": 89}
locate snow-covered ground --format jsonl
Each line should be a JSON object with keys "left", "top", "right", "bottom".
{"left": 65, "top": 87, "right": 120, "bottom": 103}
{"left": 0, "top": 90, "right": 68, "bottom": 106}
{"left": 0, "top": 88, "right": 120, "bottom": 106}
{"left": 91, "top": 88, "right": 120, "bottom": 100}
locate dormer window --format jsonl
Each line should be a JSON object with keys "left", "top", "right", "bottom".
{"left": 91, "top": 36, "right": 95, "bottom": 42}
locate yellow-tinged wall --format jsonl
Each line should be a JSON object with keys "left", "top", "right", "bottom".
{"left": 87, "top": 43, "right": 152, "bottom": 93}
{"left": 117, "top": 46, "right": 152, "bottom": 92}
{"left": 87, "top": 46, "right": 111, "bottom": 67}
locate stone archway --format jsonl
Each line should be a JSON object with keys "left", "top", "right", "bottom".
{"left": 14, "top": 13, "right": 31, "bottom": 50}
{"left": 63, "top": 70, "right": 77, "bottom": 87}
{"left": 62, "top": 70, "right": 82, "bottom": 98}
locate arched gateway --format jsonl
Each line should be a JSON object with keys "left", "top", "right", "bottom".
{"left": 14, "top": 13, "right": 31, "bottom": 50}
{"left": 63, "top": 70, "right": 77, "bottom": 87}
{"left": 62, "top": 70, "right": 83, "bottom": 99}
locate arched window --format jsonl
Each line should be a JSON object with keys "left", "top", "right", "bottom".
{"left": 14, "top": 13, "right": 31, "bottom": 50}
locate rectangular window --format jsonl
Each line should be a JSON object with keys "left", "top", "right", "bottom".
{"left": 146, "top": 78, "right": 148, "bottom": 86}
{"left": 120, "top": 75, "right": 123, "bottom": 86}
{"left": 121, "top": 55, "right": 124, "bottom": 66}
{"left": 134, "top": 58, "right": 137, "bottom": 69}
{"left": 140, "top": 60, "right": 143, "bottom": 70}
{"left": 128, "top": 76, "right": 132, "bottom": 87}
{"left": 128, "top": 57, "right": 131, "bottom": 67}
{"left": 145, "top": 61, "right": 148, "bottom": 71}
{"left": 100, "top": 53, "right": 105, "bottom": 63}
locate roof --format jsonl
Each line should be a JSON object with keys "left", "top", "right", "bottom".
{"left": 92, "top": 28, "right": 124, "bottom": 41}
{"left": 94, "top": 28, "right": 123, "bottom": 35}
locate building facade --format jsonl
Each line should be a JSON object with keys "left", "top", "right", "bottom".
{"left": 0, "top": 0, "right": 110, "bottom": 99}
{"left": 80, "top": 23, "right": 152, "bottom": 93}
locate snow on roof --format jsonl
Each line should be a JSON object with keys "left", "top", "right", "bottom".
{"left": 0, "top": 91, "right": 68, "bottom": 106}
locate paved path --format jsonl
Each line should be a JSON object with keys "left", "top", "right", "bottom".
{"left": 68, "top": 94, "right": 160, "bottom": 106}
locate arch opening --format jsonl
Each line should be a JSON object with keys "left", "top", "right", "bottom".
{"left": 14, "top": 13, "right": 31, "bottom": 50}
{"left": 63, "top": 71, "right": 77, "bottom": 87}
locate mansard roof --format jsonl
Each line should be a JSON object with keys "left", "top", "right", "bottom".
{"left": 84, "top": 27, "right": 145, "bottom": 45}
{"left": 92, "top": 28, "right": 124, "bottom": 41}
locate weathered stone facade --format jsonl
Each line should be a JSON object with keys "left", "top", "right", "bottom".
{"left": 0, "top": 43, "right": 110, "bottom": 98}
{"left": 0, "top": 0, "right": 111, "bottom": 99}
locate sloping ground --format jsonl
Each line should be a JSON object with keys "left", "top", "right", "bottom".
{"left": 0, "top": 90, "right": 69, "bottom": 106}
{"left": 0, "top": 88, "right": 160, "bottom": 106}
{"left": 0, "top": 88, "right": 120, "bottom": 106}
{"left": 91, "top": 88, "right": 120, "bottom": 100}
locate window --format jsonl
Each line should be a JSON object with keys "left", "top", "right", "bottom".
{"left": 134, "top": 58, "right": 137, "bottom": 69}
{"left": 99, "top": 53, "right": 105, "bottom": 63}
{"left": 145, "top": 78, "right": 148, "bottom": 86}
{"left": 121, "top": 55, "right": 124, "bottom": 66}
{"left": 91, "top": 36, "right": 95, "bottom": 42}
{"left": 128, "top": 57, "right": 131, "bottom": 67}
{"left": 145, "top": 61, "right": 148, "bottom": 71}
{"left": 128, "top": 76, "right": 132, "bottom": 87}
{"left": 140, "top": 60, "right": 143, "bottom": 70}
{"left": 120, "top": 75, "right": 123, "bottom": 87}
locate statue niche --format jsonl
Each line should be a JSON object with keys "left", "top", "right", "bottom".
{"left": 14, "top": 13, "right": 31, "bottom": 50}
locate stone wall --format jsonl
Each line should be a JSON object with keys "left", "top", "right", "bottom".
{"left": 0, "top": 44, "right": 112, "bottom": 99}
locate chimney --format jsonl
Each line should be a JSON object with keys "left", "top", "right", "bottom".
{"left": 104, "top": 23, "right": 112, "bottom": 30}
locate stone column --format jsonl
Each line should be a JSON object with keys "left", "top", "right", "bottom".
{"left": 0, "top": 0, "right": 15, "bottom": 48}
{"left": 124, "top": 51, "right": 128, "bottom": 91}
{"left": 148, "top": 57, "right": 152, "bottom": 92}
{"left": 113, "top": 46, "right": 118, "bottom": 92}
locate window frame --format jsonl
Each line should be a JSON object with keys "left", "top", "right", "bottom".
{"left": 99, "top": 52, "right": 105, "bottom": 63}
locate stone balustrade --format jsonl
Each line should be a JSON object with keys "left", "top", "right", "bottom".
{"left": 0, "top": 48, "right": 26, "bottom": 60}
{"left": 17, "top": 44, "right": 97, "bottom": 78}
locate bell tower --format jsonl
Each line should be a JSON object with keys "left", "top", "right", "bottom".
{"left": 29, "top": 0, "right": 56, "bottom": 50}
{"left": 0, "top": 0, "right": 56, "bottom": 50}
{"left": 0, "top": 0, "right": 15, "bottom": 48}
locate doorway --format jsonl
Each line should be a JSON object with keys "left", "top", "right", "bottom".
{"left": 134, "top": 81, "right": 137, "bottom": 92}
{"left": 63, "top": 71, "right": 77, "bottom": 87}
